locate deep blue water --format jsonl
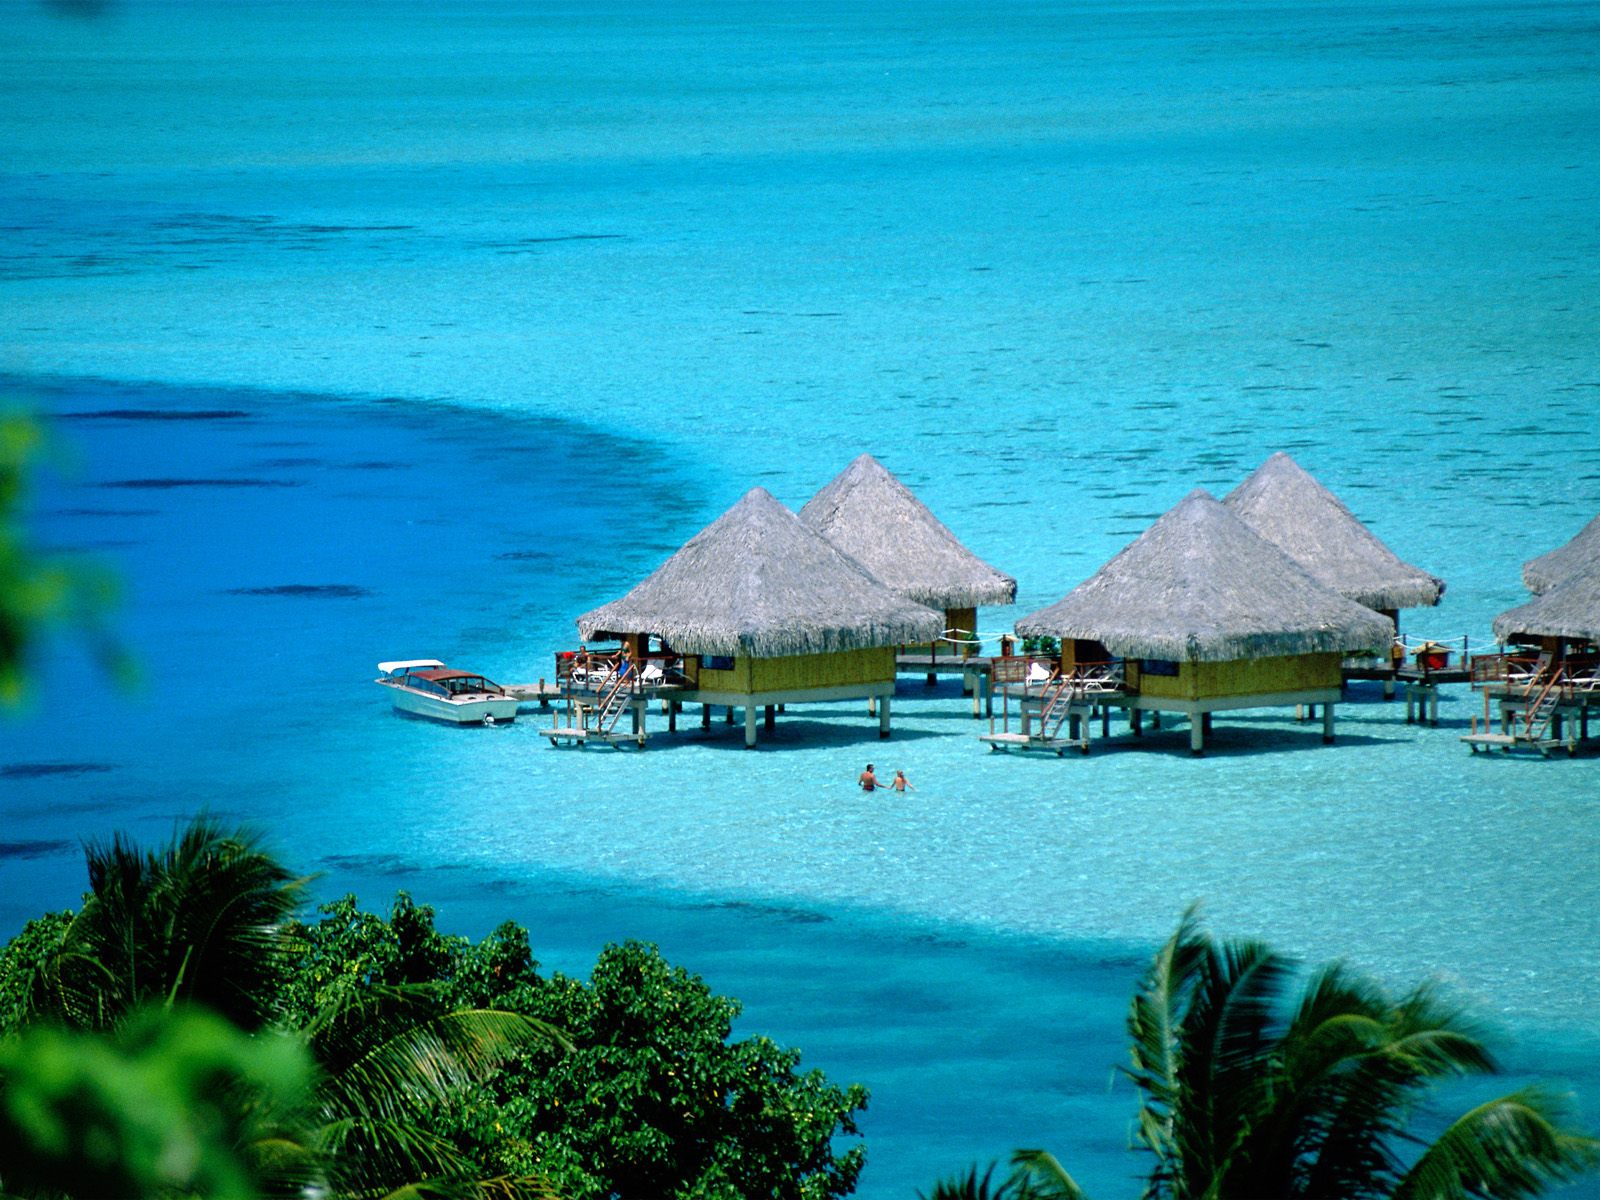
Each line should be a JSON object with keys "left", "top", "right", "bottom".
{"left": 3, "top": 1, "right": 1599, "bottom": 1195}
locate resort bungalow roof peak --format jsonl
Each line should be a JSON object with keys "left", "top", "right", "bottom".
{"left": 577, "top": 486, "right": 943, "bottom": 658}
{"left": 1522, "top": 511, "right": 1600, "bottom": 595}
{"left": 1223, "top": 451, "right": 1444, "bottom": 611}
{"left": 1016, "top": 487, "right": 1395, "bottom": 662}
{"left": 1493, "top": 561, "right": 1600, "bottom": 645}
{"left": 798, "top": 453, "right": 1017, "bottom": 609}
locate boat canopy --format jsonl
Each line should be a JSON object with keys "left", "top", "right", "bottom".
{"left": 377, "top": 659, "right": 446, "bottom": 675}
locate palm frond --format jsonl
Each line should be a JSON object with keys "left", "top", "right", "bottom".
{"left": 1294, "top": 977, "right": 1503, "bottom": 1199}
{"left": 370, "top": 1172, "right": 565, "bottom": 1200}
{"left": 317, "top": 1112, "right": 474, "bottom": 1189}
{"left": 920, "top": 1162, "right": 1030, "bottom": 1200}
{"left": 318, "top": 1006, "right": 561, "bottom": 1126}
{"left": 1171, "top": 937, "right": 1292, "bottom": 1199}
{"left": 1011, "top": 1148, "right": 1092, "bottom": 1199}
{"left": 1126, "top": 903, "right": 1210, "bottom": 1183}
{"left": 1392, "top": 1086, "right": 1600, "bottom": 1200}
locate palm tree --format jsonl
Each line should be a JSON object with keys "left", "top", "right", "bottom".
{"left": 291, "top": 974, "right": 567, "bottom": 1200}
{"left": 11, "top": 818, "right": 567, "bottom": 1200}
{"left": 29, "top": 818, "right": 306, "bottom": 1031}
{"left": 931, "top": 908, "right": 1599, "bottom": 1200}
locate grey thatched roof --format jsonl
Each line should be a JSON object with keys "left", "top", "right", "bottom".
{"left": 798, "top": 454, "right": 1017, "bottom": 609}
{"left": 577, "top": 487, "right": 943, "bottom": 657}
{"left": 1492, "top": 564, "right": 1600, "bottom": 644}
{"left": 1223, "top": 452, "right": 1444, "bottom": 610}
{"left": 1015, "top": 489, "right": 1396, "bottom": 662}
{"left": 1522, "top": 512, "right": 1600, "bottom": 594}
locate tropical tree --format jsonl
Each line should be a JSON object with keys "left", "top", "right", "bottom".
{"left": 281, "top": 894, "right": 870, "bottom": 1200}
{"left": 1, "top": 822, "right": 566, "bottom": 1200}
{"left": 930, "top": 907, "right": 1600, "bottom": 1200}
{"left": 21, "top": 818, "right": 307, "bottom": 1032}
{"left": 294, "top": 972, "right": 566, "bottom": 1200}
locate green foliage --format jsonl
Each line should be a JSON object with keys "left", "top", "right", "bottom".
{"left": 921, "top": 1153, "right": 1085, "bottom": 1200}
{"left": 1, "top": 829, "right": 868, "bottom": 1200}
{"left": 937, "top": 906, "right": 1600, "bottom": 1200}
{"left": 0, "top": 911, "right": 72, "bottom": 1035}
{"left": 0, "top": 411, "right": 128, "bottom": 707}
{"left": 0, "top": 1005, "right": 312, "bottom": 1200}
{"left": 285, "top": 895, "right": 869, "bottom": 1200}
{"left": 493, "top": 941, "right": 867, "bottom": 1200}
{"left": 28, "top": 818, "right": 307, "bottom": 1032}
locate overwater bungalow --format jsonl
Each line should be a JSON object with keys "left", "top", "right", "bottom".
{"left": 798, "top": 453, "right": 1016, "bottom": 657}
{"left": 1462, "top": 564, "right": 1600, "bottom": 755}
{"left": 1522, "top": 511, "right": 1600, "bottom": 594}
{"left": 575, "top": 487, "right": 943, "bottom": 748}
{"left": 1014, "top": 489, "right": 1395, "bottom": 754}
{"left": 1223, "top": 452, "right": 1444, "bottom": 624}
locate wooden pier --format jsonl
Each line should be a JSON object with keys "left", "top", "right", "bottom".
{"left": 895, "top": 652, "right": 995, "bottom": 716}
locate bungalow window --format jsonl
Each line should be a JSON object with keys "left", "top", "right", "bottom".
{"left": 1141, "top": 659, "right": 1180, "bottom": 677}
{"left": 705, "top": 655, "right": 735, "bottom": 671}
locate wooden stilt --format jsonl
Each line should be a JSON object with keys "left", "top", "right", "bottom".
{"left": 1322, "top": 704, "right": 1336, "bottom": 744}
{"left": 744, "top": 705, "right": 758, "bottom": 749}
{"left": 878, "top": 694, "right": 892, "bottom": 739}
{"left": 764, "top": 704, "right": 775, "bottom": 730}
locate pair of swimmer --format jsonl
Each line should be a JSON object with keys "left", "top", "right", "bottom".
{"left": 857, "top": 764, "right": 912, "bottom": 792}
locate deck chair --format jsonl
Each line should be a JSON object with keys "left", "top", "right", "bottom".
{"left": 1076, "top": 663, "right": 1122, "bottom": 693}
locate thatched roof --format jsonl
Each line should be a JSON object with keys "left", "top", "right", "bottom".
{"left": 798, "top": 454, "right": 1017, "bottom": 609}
{"left": 577, "top": 487, "right": 943, "bottom": 657}
{"left": 1223, "top": 452, "right": 1444, "bottom": 611}
{"left": 1492, "top": 564, "right": 1600, "bottom": 645}
{"left": 1522, "top": 512, "right": 1600, "bottom": 594}
{"left": 1015, "top": 489, "right": 1396, "bottom": 662}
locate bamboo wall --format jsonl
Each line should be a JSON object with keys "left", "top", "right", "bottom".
{"left": 695, "top": 646, "right": 896, "bottom": 695}
{"left": 1128, "top": 652, "right": 1342, "bottom": 700}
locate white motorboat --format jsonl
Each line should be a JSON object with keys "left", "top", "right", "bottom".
{"left": 376, "top": 660, "right": 519, "bottom": 725}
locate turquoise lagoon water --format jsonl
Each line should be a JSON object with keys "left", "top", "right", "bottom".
{"left": 3, "top": 2, "right": 1600, "bottom": 1195}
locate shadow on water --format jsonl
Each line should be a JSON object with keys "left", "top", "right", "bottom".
{"left": 530, "top": 712, "right": 949, "bottom": 753}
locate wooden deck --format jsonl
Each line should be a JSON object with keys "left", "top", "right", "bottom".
{"left": 1461, "top": 732, "right": 1566, "bottom": 756}
{"left": 978, "top": 730, "right": 1083, "bottom": 756}
{"left": 541, "top": 725, "right": 648, "bottom": 748}
{"left": 504, "top": 681, "right": 561, "bottom": 705}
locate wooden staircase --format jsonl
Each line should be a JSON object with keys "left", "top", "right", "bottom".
{"left": 543, "top": 667, "right": 648, "bottom": 748}
{"left": 980, "top": 663, "right": 1116, "bottom": 756}
{"left": 1462, "top": 656, "right": 1572, "bottom": 756}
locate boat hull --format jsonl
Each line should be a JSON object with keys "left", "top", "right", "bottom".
{"left": 386, "top": 687, "right": 519, "bottom": 724}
